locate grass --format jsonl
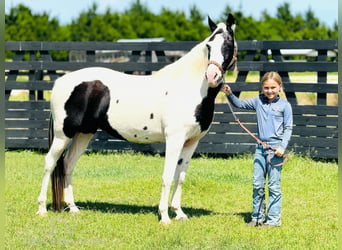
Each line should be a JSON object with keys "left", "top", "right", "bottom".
{"left": 5, "top": 150, "right": 337, "bottom": 249}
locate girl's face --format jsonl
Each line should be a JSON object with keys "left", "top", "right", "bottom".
{"left": 262, "top": 79, "right": 282, "bottom": 102}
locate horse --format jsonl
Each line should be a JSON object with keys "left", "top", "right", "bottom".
{"left": 36, "top": 14, "right": 237, "bottom": 225}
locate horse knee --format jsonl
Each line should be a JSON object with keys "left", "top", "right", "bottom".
{"left": 44, "top": 155, "right": 56, "bottom": 174}
{"left": 64, "top": 161, "right": 74, "bottom": 176}
{"left": 161, "top": 178, "right": 172, "bottom": 188}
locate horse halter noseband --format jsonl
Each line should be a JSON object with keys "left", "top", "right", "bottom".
{"left": 207, "top": 50, "right": 237, "bottom": 75}
{"left": 207, "top": 60, "right": 225, "bottom": 75}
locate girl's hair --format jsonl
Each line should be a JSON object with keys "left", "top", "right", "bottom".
{"left": 261, "top": 71, "right": 282, "bottom": 86}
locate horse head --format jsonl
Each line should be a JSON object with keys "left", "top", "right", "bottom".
{"left": 205, "top": 14, "right": 237, "bottom": 88}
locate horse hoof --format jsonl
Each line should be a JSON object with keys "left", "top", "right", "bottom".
{"left": 69, "top": 207, "right": 80, "bottom": 213}
{"left": 36, "top": 211, "right": 48, "bottom": 217}
{"left": 175, "top": 215, "right": 188, "bottom": 221}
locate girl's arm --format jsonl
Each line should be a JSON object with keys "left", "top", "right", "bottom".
{"left": 279, "top": 102, "right": 293, "bottom": 151}
{"left": 222, "top": 83, "right": 256, "bottom": 110}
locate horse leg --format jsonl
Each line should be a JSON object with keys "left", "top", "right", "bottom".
{"left": 171, "top": 140, "right": 199, "bottom": 221}
{"left": 37, "top": 135, "right": 70, "bottom": 215}
{"left": 159, "top": 133, "right": 185, "bottom": 225}
{"left": 63, "top": 133, "right": 93, "bottom": 213}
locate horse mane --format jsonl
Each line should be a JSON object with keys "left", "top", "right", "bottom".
{"left": 156, "top": 22, "right": 228, "bottom": 78}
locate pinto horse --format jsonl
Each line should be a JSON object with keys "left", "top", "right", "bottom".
{"left": 37, "top": 14, "right": 237, "bottom": 224}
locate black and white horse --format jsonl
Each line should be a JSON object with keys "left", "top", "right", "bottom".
{"left": 37, "top": 14, "right": 237, "bottom": 224}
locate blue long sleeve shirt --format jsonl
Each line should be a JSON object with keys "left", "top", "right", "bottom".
{"left": 226, "top": 93, "right": 293, "bottom": 151}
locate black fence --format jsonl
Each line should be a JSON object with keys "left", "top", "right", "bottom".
{"left": 5, "top": 40, "right": 338, "bottom": 159}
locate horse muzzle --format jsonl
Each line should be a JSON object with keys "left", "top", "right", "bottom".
{"left": 205, "top": 63, "right": 224, "bottom": 87}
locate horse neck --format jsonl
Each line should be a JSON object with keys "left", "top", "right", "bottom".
{"left": 158, "top": 40, "right": 209, "bottom": 77}
{"left": 179, "top": 40, "right": 208, "bottom": 70}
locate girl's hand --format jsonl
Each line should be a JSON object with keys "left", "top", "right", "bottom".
{"left": 274, "top": 148, "right": 284, "bottom": 157}
{"left": 222, "top": 83, "right": 232, "bottom": 95}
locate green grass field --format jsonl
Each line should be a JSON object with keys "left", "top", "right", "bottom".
{"left": 5, "top": 151, "right": 337, "bottom": 249}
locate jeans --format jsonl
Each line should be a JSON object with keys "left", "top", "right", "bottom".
{"left": 251, "top": 143, "right": 283, "bottom": 226}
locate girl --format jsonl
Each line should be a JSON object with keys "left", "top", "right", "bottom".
{"left": 222, "top": 71, "right": 293, "bottom": 227}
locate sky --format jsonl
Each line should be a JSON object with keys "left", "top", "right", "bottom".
{"left": 5, "top": 0, "right": 338, "bottom": 28}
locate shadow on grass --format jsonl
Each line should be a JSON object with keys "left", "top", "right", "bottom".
{"left": 49, "top": 201, "right": 213, "bottom": 219}
{"left": 234, "top": 212, "right": 252, "bottom": 223}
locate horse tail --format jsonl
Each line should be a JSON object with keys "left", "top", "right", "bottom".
{"left": 49, "top": 113, "right": 65, "bottom": 212}
{"left": 51, "top": 156, "right": 65, "bottom": 212}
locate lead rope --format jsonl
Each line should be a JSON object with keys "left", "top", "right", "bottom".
{"left": 224, "top": 91, "right": 288, "bottom": 167}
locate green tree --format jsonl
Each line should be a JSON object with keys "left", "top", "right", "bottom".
{"left": 276, "top": 2, "right": 293, "bottom": 22}
{"left": 5, "top": 4, "right": 65, "bottom": 41}
{"left": 5, "top": 2, "right": 338, "bottom": 42}
{"left": 305, "top": 8, "right": 320, "bottom": 29}
{"left": 188, "top": 5, "right": 208, "bottom": 40}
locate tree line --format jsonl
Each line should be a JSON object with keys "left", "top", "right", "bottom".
{"left": 6, "top": 1, "right": 337, "bottom": 43}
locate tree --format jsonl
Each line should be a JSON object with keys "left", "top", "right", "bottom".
{"left": 305, "top": 8, "right": 320, "bottom": 30}
{"left": 276, "top": 2, "right": 293, "bottom": 23}
{"left": 5, "top": 2, "right": 338, "bottom": 42}
{"left": 5, "top": 4, "right": 65, "bottom": 41}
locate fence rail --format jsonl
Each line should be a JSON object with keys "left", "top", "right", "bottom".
{"left": 5, "top": 40, "right": 338, "bottom": 159}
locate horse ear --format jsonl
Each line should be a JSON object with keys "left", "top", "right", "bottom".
{"left": 208, "top": 16, "right": 217, "bottom": 32}
{"left": 226, "top": 13, "right": 236, "bottom": 31}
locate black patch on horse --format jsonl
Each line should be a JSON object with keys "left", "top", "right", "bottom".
{"left": 194, "top": 83, "right": 222, "bottom": 132}
{"left": 63, "top": 80, "right": 125, "bottom": 140}
{"left": 221, "top": 33, "right": 235, "bottom": 71}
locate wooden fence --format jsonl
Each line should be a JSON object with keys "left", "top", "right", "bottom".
{"left": 5, "top": 40, "right": 338, "bottom": 159}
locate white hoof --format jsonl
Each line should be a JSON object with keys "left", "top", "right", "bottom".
{"left": 67, "top": 205, "right": 80, "bottom": 213}
{"left": 172, "top": 207, "right": 188, "bottom": 221}
{"left": 159, "top": 209, "right": 172, "bottom": 225}
{"left": 175, "top": 215, "right": 188, "bottom": 221}
{"left": 36, "top": 211, "right": 48, "bottom": 217}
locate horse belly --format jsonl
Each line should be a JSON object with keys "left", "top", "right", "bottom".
{"left": 106, "top": 100, "right": 165, "bottom": 143}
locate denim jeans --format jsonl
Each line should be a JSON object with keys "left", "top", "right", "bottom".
{"left": 251, "top": 143, "right": 283, "bottom": 226}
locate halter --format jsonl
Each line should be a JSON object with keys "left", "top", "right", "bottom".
{"left": 207, "top": 60, "right": 225, "bottom": 74}
{"left": 207, "top": 54, "right": 237, "bottom": 75}
{"left": 227, "top": 54, "right": 237, "bottom": 69}
{"left": 207, "top": 22, "right": 238, "bottom": 77}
